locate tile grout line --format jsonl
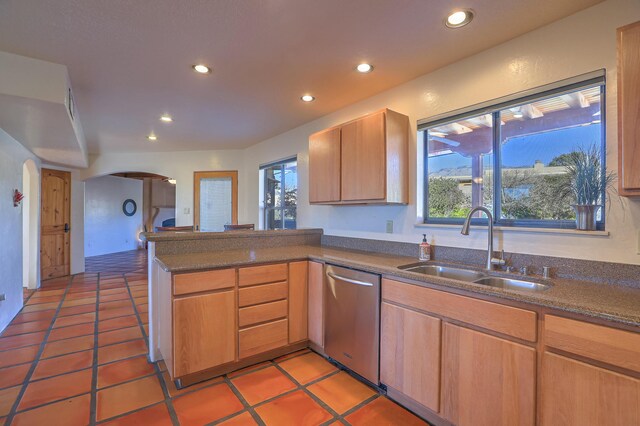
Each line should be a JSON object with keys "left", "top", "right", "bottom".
{"left": 89, "top": 272, "right": 102, "bottom": 426}
{"left": 271, "top": 360, "right": 344, "bottom": 422}
{"left": 4, "top": 274, "right": 78, "bottom": 425}
{"left": 122, "top": 271, "right": 181, "bottom": 426}
{"left": 220, "top": 375, "right": 265, "bottom": 426}
{"left": 4, "top": 370, "right": 159, "bottom": 416}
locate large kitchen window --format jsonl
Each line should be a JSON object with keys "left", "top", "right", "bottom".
{"left": 421, "top": 72, "right": 606, "bottom": 229}
{"left": 260, "top": 157, "right": 297, "bottom": 230}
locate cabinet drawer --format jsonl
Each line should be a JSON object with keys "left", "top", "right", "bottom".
{"left": 545, "top": 315, "right": 640, "bottom": 373}
{"left": 239, "top": 263, "right": 288, "bottom": 287}
{"left": 239, "top": 300, "right": 288, "bottom": 328}
{"left": 239, "top": 319, "right": 288, "bottom": 358}
{"left": 239, "top": 282, "right": 287, "bottom": 307}
{"left": 173, "top": 268, "right": 235, "bottom": 296}
{"left": 382, "top": 278, "right": 537, "bottom": 342}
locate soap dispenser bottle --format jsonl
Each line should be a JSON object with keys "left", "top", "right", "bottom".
{"left": 419, "top": 234, "right": 431, "bottom": 261}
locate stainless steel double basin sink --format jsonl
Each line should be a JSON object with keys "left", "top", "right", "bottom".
{"left": 398, "top": 263, "right": 551, "bottom": 292}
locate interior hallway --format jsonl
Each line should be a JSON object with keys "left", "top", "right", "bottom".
{"left": 0, "top": 251, "right": 427, "bottom": 425}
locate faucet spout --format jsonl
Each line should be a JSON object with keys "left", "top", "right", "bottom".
{"left": 460, "top": 206, "right": 499, "bottom": 270}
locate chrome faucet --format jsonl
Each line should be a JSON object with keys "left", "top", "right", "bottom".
{"left": 461, "top": 206, "right": 506, "bottom": 271}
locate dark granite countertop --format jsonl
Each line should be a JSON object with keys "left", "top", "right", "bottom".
{"left": 141, "top": 228, "right": 322, "bottom": 242}
{"left": 155, "top": 245, "right": 640, "bottom": 328}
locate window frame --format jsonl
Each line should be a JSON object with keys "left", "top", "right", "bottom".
{"left": 260, "top": 157, "right": 297, "bottom": 230}
{"left": 420, "top": 72, "right": 607, "bottom": 230}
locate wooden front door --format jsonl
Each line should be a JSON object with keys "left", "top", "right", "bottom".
{"left": 41, "top": 168, "right": 71, "bottom": 280}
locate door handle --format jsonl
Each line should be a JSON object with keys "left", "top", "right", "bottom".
{"left": 327, "top": 272, "right": 373, "bottom": 287}
{"left": 64, "top": 223, "right": 70, "bottom": 233}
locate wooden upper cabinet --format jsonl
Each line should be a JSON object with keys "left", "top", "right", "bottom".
{"left": 309, "top": 127, "right": 341, "bottom": 203}
{"left": 341, "top": 111, "right": 387, "bottom": 201}
{"left": 308, "top": 109, "right": 409, "bottom": 204}
{"left": 617, "top": 21, "right": 640, "bottom": 196}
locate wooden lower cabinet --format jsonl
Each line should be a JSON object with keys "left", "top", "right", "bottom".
{"left": 288, "top": 261, "right": 308, "bottom": 343}
{"left": 239, "top": 319, "right": 289, "bottom": 358}
{"left": 173, "top": 290, "right": 236, "bottom": 377}
{"left": 441, "top": 323, "right": 536, "bottom": 426}
{"left": 380, "top": 302, "right": 441, "bottom": 413}
{"left": 541, "top": 352, "right": 640, "bottom": 425}
{"left": 308, "top": 261, "right": 324, "bottom": 348}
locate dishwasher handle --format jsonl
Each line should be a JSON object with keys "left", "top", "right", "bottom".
{"left": 327, "top": 272, "right": 374, "bottom": 287}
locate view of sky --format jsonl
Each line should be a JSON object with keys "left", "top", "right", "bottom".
{"left": 427, "top": 123, "right": 602, "bottom": 174}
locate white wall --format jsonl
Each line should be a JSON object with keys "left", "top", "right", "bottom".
{"left": 0, "top": 129, "right": 39, "bottom": 332}
{"left": 80, "top": 150, "right": 245, "bottom": 226}
{"left": 22, "top": 159, "right": 40, "bottom": 289}
{"left": 80, "top": 0, "right": 640, "bottom": 265}
{"left": 242, "top": 0, "right": 640, "bottom": 265}
{"left": 84, "top": 175, "right": 143, "bottom": 257}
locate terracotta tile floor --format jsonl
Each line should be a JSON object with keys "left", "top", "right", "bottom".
{"left": 0, "top": 250, "right": 429, "bottom": 425}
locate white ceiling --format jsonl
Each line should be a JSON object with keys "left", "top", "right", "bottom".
{"left": 0, "top": 0, "right": 602, "bottom": 154}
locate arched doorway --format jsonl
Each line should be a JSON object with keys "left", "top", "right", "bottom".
{"left": 83, "top": 172, "right": 176, "bottom": 261}
{"left": 22, "top": 159, "right": 40, "bottom": 289}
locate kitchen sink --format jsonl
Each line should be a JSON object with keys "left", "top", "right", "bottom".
{"left": 398, "top": 263, "right": 486, "bottom": 282}
{"left": 398, "top": 263, "right": 551, "bottom": 292}
{"left": 474, "top": 276, "right": 550, "bottom": 292}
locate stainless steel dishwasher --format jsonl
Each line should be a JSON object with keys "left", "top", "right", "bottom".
{"left": 324, "top": 264, "right": 380, "bottom": 385}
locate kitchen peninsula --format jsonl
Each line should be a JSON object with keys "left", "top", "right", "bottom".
{"left": 143, "top": 228, "right": 640, "bottom": 426}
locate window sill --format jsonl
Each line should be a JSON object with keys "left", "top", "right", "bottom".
{"left": 414, "top": 222, "right": 610, "bottom": 237}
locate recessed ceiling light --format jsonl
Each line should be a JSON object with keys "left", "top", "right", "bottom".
{"left": 445, "top": 9, "right": 474, "bottom": 28}
{"left": 192, "top": 64, "right": 211, "bottom": 74}
{"left": 356, "top": 63, "right": 374, "bottom": 73}
{"left": 167, "top": 178, "right": 177, "bottom": 185}
{"left": 513, "top": 112, "right": 524, "bottom": 119}
{"left": 301, "top": 95, "right": 315, "bottom": 102}
{"left": 147, "top": 134, "right": 157, "bottom": 141}
{"left": 160, "top": 115, "right": 173, "bottom": 123}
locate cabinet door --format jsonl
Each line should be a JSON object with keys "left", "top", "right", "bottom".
{"left": 442, "top": 323, "right": 536, "bottom": 426}
{"left": 341, "top": 111, "right": 386, "bottom": 201}
{"left": 308, "top": 261, "right": 324, "bottom": 348}
{"left": 309, "top": 127, "right": 341, "bottom": 202}
{"left": 618, "top": 21, "right": 640, "bottom": 195}
{"left": 173, "top": 290, "right": 236, "bottom": 377}
{"left": 541, "top": 352, "right": 640, "bottom": 426}
{"left": 289, "top": 261, "right": 308, "bottom": 343}
{"left": 380, "top": 302, "right": 441, "bottom": 412}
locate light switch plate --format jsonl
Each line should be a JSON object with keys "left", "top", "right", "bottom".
{"left": 183, "top": 207, "right": 191, "bottom": 215}
{"left": 386, "top": 220, "right": 393, "bottom": 233}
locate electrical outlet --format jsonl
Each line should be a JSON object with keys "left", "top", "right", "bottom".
{"left": 386, "top": 220, "right": 393, "bottom": 234}
{"left": 183, "top": 207, "right": 191, "bottom": 215}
